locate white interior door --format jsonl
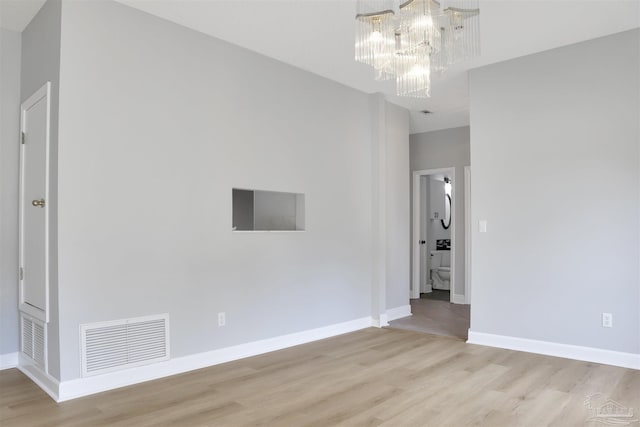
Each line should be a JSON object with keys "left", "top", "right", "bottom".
{"left": 19, "top": 82, "right": 51, "bottom": 323}
{"left": 419, "top": 176, "right": 429, "bottom": 292}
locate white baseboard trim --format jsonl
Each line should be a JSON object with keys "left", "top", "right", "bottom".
{"left": 18, "top": 355, "right": 60, "bottom": 401}
{"left": 467, "top": 330, "right": 640, "bottom": 370}
{"left": 57, "top": 316, "right": 373, "bottom": 402}
{"left": 452, "top": 294, "right": 466, "bottom": 304}
{"left": 386, "top": 305, "right": 412, "bottom": 322}
{"left": 0, "top": 352, "right": 18, "bottom": 370}
{"left": 372, "top": 314, "right": 389, "bottom": 328}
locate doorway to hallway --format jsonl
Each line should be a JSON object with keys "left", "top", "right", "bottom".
{"left": 388, "top": 298, "right": 470, "bottom": 340}
{"left": 388, "top": 167, "right": 470, "bottom": 340}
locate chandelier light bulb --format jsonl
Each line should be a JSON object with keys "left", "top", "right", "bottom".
{"left": 370, "top": 31, "right": 383, "bottom": 42}
{"left": 414, "top": 15, "right": 433, "bottom": 28}
{"left": 409, "top": 64, "right": 428, "bottom": 77}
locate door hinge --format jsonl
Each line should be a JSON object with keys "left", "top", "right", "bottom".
{"left": 21, "top": 132, "right": 26, "bottom": 145}
{"left": 19, "top": 267, "right": 24, "bottom": 281}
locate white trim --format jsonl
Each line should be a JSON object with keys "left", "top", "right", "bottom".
{"left": 467, "top": 330, "right": 640, "bottom": 370}
{"left": 386, "top": 305, "right": 412, "bottom": 322}
{"left": 0, "top": 352, "right": 18, "bottom": 370}
{"left": 452, "top": 294, "right": 466, "bottom": 305}
{"left": 19, "top": 82, "right": 51, "bottom": 324}
{"left": 372, "top": 314, "right": 389, "bottom": 328}
{"left": 18, "top": 353, "right": 60, "bottom": 401}
{"left": 449, "top": 171, "right": 456, "bottom": 304}
{"left": 56, "top": 317, "right": 373, "bottom": 402}
{"left": 412, "top": 167, "right": 456, "bottom": 303}
{"left": 464, "top": 166, "right": 471, "bottom": 305}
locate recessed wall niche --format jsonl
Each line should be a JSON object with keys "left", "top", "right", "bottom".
{"left": 232, "top": 189, "right": 305, "bottom": 231}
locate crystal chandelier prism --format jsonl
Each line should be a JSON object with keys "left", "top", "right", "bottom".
{"left": 355, "top": 0, "right": 480, "bottom": 98}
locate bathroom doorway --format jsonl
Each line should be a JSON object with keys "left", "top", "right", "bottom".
{"left": 386, "top": 167, "right": 470, "bottom": 340}
{"left": 412, "top": 168, "right": 456, "bottom": 303}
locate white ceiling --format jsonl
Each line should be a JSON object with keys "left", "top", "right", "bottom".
{"left": 3, "top": 0, "right": 639, "bottom": 133}
{"left": 0, "top": 0, "right": 46, "bottom": 32}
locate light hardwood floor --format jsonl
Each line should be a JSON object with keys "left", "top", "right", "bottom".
{"left": 1, "top": 328, "right": 638, "bottom": 426}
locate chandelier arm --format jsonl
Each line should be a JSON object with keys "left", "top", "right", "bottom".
{"left": 399, "top": 0, "right": 415, "bottom": 9}
{"left": 443, "top": 7, "right": 479, "bottom": 13}
{"left": 356, "top": 10, "right": 395, "bottom": 19}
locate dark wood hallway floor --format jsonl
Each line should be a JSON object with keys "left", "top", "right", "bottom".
{"left": 387, "top": 297, "right": 470, "bottom": 340}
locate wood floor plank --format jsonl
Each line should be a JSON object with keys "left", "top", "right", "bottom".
{"left": 1, "top": 328, "right": 637, "bottom": 426}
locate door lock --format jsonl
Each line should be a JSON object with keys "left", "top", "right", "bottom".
{"left": 32, "top": 199, "right": 45, "bottom": 208}
{"left": 419, "top": 240, "right": 426, "bottom": 245}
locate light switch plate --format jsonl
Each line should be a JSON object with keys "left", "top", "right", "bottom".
{"left": 479, "top": 220, "right": 487, "bottom": 233}
{"left": 602, "top": 313, "right": 613, "bottom": 328}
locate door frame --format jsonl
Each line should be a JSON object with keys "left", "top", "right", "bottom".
{"left": 464, "top": 166, "right": 472, "bottom": 305}
{"left": 411, "top": 167, "right": 456, "bottom": 302}
{"left": 19, "top": 82, "right": 51, "bottom": 323}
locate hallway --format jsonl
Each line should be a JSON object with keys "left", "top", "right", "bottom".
{"left": 387, "top": 297, "right": 470, "bottom": 340}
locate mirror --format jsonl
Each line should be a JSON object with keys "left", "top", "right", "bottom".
{"left": 441, "top": 178, "right": 451, "bottom": 230}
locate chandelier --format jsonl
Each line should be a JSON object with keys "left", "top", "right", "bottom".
{"left": 355, "top": 0, "right": 480, "bottom": 98}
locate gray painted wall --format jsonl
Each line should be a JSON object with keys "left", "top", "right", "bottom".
{"left": 0, "top": 28, "right": 21, "bottom": 357}
{"left": 56, "top": 1, "right": 408, "bottom": 381}
{"left": 385, "top": 102, "right": 411, "bottom": 310}
{"left": 469, "top": 29, "right": 639, "bottom": 354}
{"left": 19, "top": 0, "right": 62, "bottom": 379}
{"left": 410, "top": 126, "right": 470, "bottom": 296}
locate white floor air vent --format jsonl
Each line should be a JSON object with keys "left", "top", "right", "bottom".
{"left": 21, "top": 314, "right": 47, "bottom": 371}
{"left": 80, "top": 314, "right": 169, "bottom": 377}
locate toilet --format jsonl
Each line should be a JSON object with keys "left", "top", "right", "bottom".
{"left": 430, "top": 250, "right": 451, "bottom": 290}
